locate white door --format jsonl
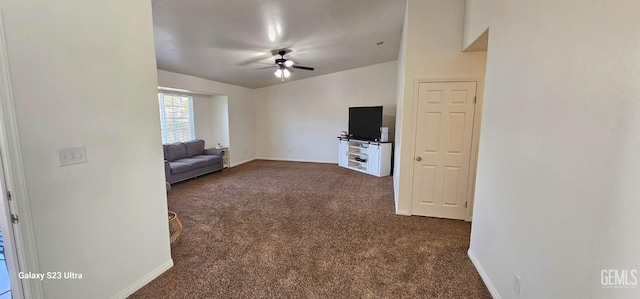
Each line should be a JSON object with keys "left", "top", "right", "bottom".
{"left": 0, "top": 13, "right": 25, "bottom": 297}
{"left": 0, "top": 151, "right": 22, "bottom": 298}
{"left": 412, "top": 81, "right": 477, "bottom": 219}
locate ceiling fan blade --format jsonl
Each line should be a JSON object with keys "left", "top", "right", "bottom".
{"left": 256, "top": 65, "right": 278, "bottom": 69}
{"left": 236, "top": 53, "right": 273, "bottom": 66}
{"left": 292, "top": 65, "right": 314, "bottom": 71}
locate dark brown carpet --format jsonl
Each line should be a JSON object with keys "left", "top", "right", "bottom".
{"left": 130, "top": 160, "right": 490, "bottom": 299}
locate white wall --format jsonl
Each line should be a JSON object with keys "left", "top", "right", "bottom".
{"left": 254, "top": 61, "right": 398, "bottom": 163}
{"left": 462, "top": 0, "right": 490, "bottom": 50}
{"left": 193, "top": 94, "right": 230, "bottom": 148}
{"left": 157, "top": 71, "right": 255, "bottom": 166}
{"left": 211, "top": 95, "right": 230, "bottom": 147}
{"left": 394, "top": 0, "right": 487, "bottom": 215}
{"left": 0, "top": 1, "right": 171, "bottom": 298}
{"left": 393, "top": 3, "right": 408, "bottom": 211}
{"left": 467, "top": 1, "right": 640, "bottom": 298}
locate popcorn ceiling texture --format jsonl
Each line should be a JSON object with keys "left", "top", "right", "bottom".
{"left": 130, "top": 160, "right": 489, "bottom": 298}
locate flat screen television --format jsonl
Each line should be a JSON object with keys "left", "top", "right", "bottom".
{"left": 349, "top": 106, "right": 383, "bottom": 141}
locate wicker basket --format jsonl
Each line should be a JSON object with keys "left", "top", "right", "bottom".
{"left": 168, "top": 211, "right": 182, "bottom": 246}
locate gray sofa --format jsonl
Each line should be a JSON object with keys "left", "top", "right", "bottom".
{"left": 163, "top": 139, "right": 223, "bottom": 184}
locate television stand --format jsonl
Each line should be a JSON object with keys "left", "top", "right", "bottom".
{"left": 337, "top": 138, "right": 391, "bottom": 177}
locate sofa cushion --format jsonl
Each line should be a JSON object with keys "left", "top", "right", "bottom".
{"left": 184, "top": 139, "right": 205, "bottom": 157}
{"left": 169, "top": 161, "right": 191, "bottom": 174}
{"left": 165, "top": 143, "right": 187, "bottom": 162}
{"left": 175, "top": 158, "right": 209, "bottom": 169}
{"left": 192, "top": 154, "right": 222, "bottom": 166}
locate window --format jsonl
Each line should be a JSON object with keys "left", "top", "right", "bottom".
{"left": 158, "top": 92, "right": 195, "bottom": 143}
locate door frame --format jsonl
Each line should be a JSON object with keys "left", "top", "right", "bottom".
{"left": 0, "top": 9, "right": 44, "bottom": 299}
{"left": 409, "top": 77, "right": 485, "bottom": 222}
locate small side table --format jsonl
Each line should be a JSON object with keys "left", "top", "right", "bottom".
{"left": 219, "top": 147, "right": 230, "bottom": 168}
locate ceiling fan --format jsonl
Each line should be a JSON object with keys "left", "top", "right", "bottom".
{"left": 257, "top": 50, "right": 315, "bottom": 82}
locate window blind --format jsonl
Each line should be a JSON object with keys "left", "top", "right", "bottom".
{"left": 158, "top": 93, "right": 195, "bottom": 143}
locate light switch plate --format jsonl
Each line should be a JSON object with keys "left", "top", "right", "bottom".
{"left": 513, "top": 273, "right": 522, "bottom": 295}
{"left": 58, "top": 146, "right": 87, "bottom": 166}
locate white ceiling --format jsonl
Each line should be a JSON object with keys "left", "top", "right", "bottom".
{"left": 152, "top": 0, "right": 406, "bottom": 89}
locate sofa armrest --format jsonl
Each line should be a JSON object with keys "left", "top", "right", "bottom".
{"left": 203, "top": 148, "right": 224, "bottom": 156}
{"left": 164, "top": 160, "right": 170, "bottom": 181}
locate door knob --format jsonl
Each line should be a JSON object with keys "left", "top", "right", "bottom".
{"left": 416, "top": 156, "right": 422, "bottom": 161}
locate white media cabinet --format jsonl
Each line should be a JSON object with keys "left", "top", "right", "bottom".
{"left": 338, "top": 138, "right": 392, "bottom": 177}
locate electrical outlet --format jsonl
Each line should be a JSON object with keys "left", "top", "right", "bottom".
{"left": 58, "top": 146, "right": 87, "bottom": 166}
{"left": 513, "top": 273, "right": 522, "bottom": 295}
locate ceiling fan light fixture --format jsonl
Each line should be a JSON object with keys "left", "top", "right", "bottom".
{"left": 266, "top": 49, "right": 314, "bottom": 82}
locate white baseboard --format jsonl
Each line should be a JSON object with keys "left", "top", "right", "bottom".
{"left": 255, "top": 157, "right": 336, "bottom": 164}
{"left": 395, "top": 209, "right": 411, "bottom": 216}
{"left": 111, "top": 259, "right": 173, "bottom": 299}
{"left": 230, "top": 158, "right": 255, "bottom": 167}
{"left": 468, "top": 249, "right": 501, "bottom": 299}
